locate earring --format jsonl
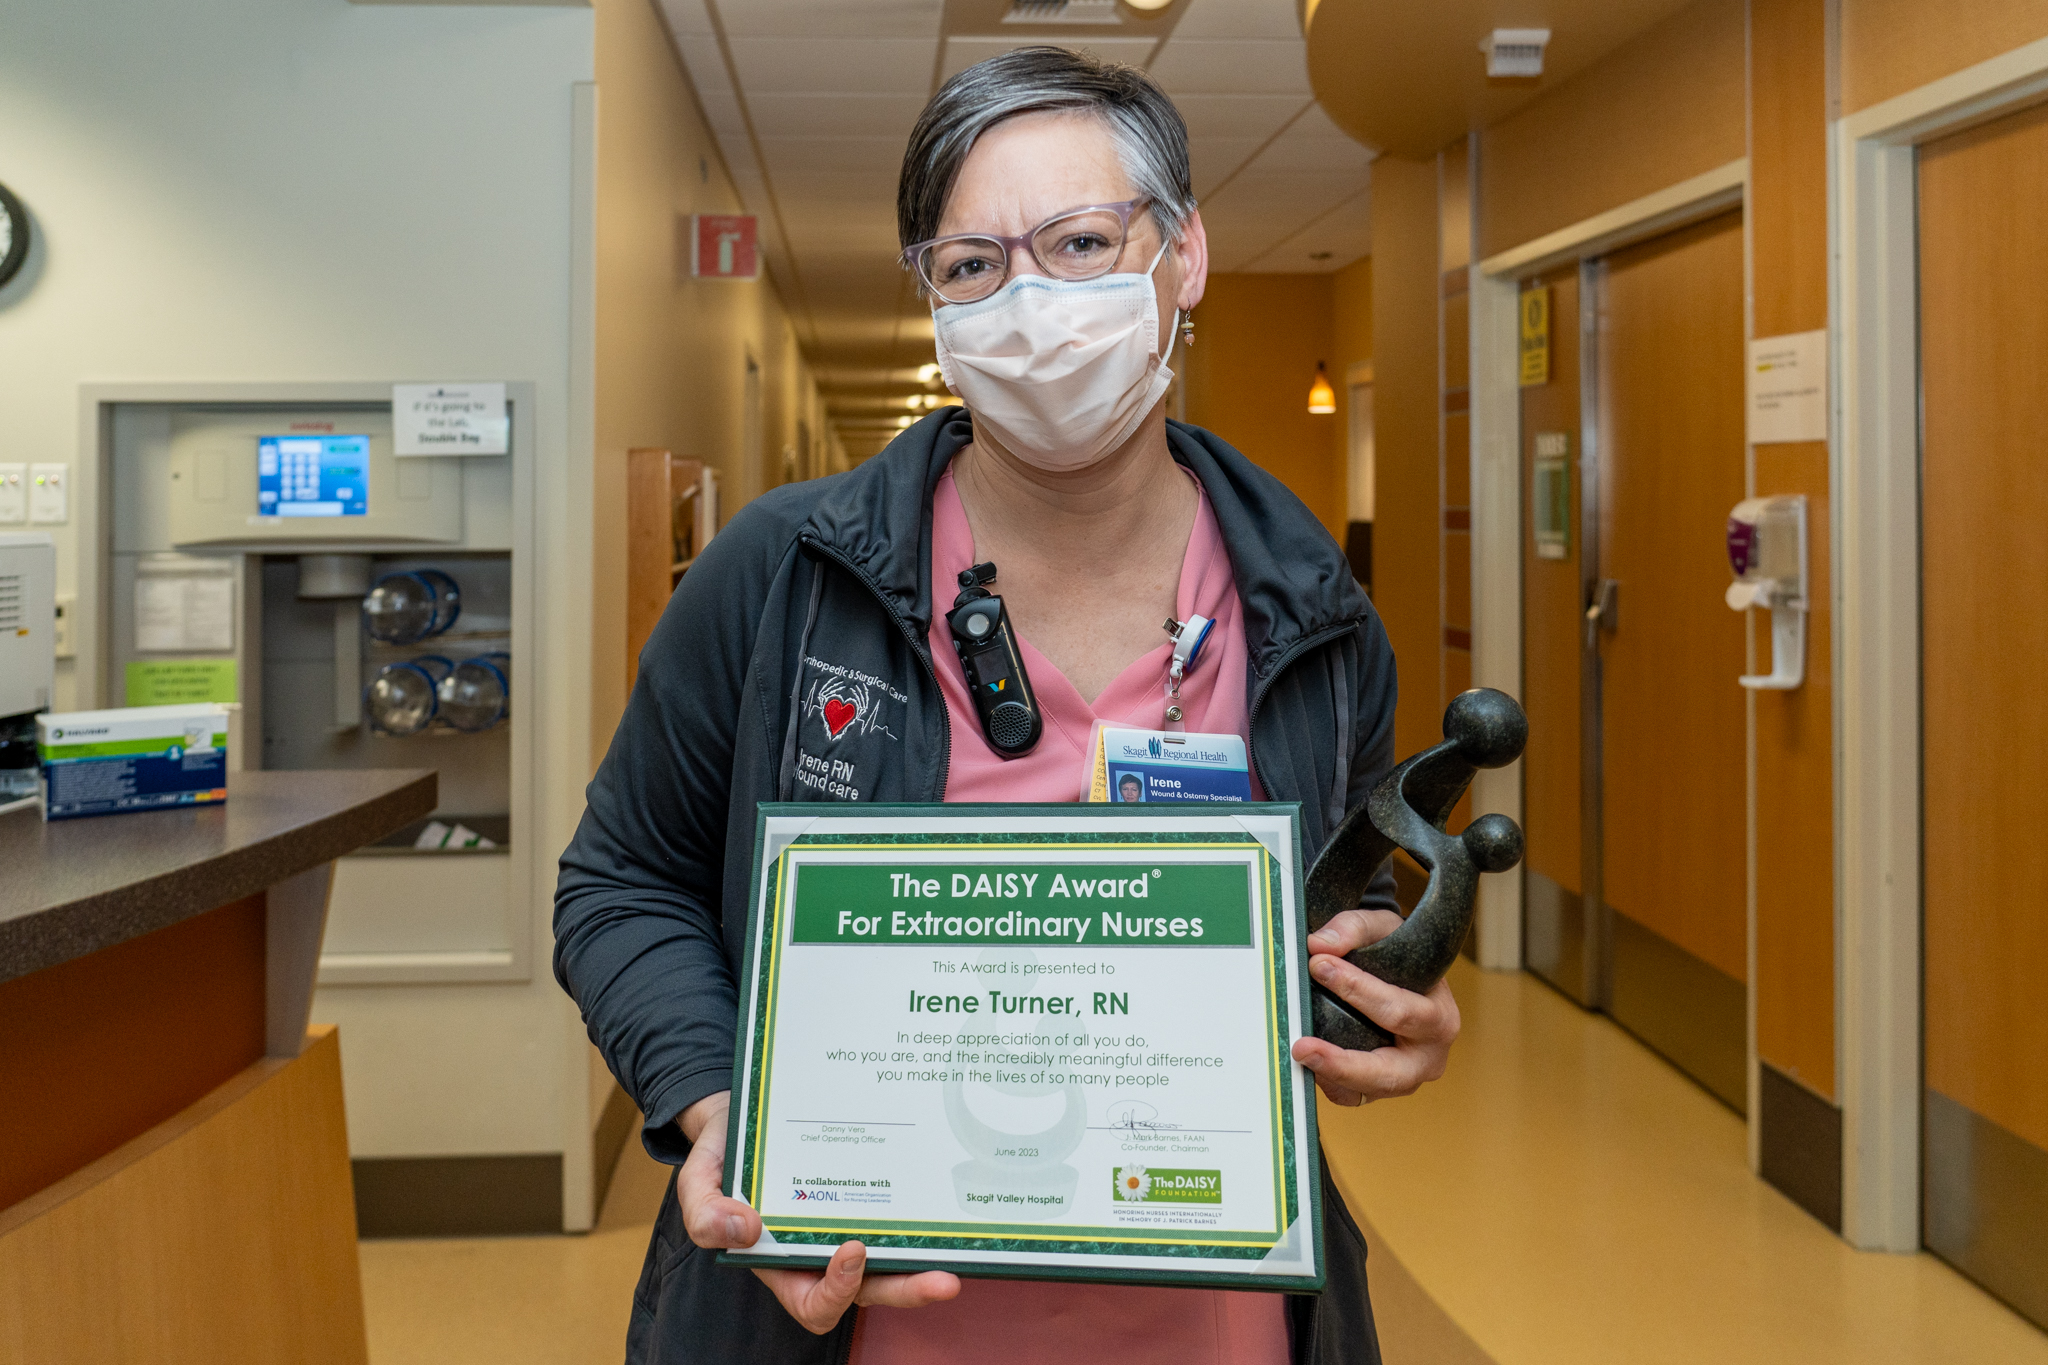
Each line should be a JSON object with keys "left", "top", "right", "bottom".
{"left": 1180, "top": 313, "right": 1195, "bottom": 349}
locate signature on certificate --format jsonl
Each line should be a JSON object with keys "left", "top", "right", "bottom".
{"left": 1107, "top": 1100, "right": 1185, "bottom": 1134}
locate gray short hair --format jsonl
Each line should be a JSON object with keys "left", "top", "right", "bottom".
{"left": 897, "top": 46, "right": 1197, "bottom": 253}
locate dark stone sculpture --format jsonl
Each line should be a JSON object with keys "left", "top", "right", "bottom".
{"left": 1305, "top": 688, "right": 1528, "bottom": 1052}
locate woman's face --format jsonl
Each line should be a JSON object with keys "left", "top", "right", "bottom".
{"left": 934, "top": 109, "right": 1207, "bottom": 329}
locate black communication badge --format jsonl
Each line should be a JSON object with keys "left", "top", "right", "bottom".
{"left": 946, "top": 562, "right": 1042, "bottom": 757}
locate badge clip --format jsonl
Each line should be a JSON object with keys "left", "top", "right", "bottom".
{"left": 1161, "top": 614, "right": 1214, "bottom": 734}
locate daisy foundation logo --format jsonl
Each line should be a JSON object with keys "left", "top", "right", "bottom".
{"left": 1111, "top": 1165, "right": 1221, "bottom": 1205}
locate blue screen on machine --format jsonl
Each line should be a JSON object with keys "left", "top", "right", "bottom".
{"left": 257, "top": 435, "right": 369, "bottom": 517}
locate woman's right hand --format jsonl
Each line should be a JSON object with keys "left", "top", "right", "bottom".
{"left": 677, "top": 1091, "right": 962, "bottom": 1334}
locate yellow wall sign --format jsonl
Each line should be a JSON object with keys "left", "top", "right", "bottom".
{"left": 1519, "top": 287, "right": 1551, "bottom": 387}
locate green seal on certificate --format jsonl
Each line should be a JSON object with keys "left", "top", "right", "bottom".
{"left": 720, "top": 803, "right": 1325, "bottom": 1292}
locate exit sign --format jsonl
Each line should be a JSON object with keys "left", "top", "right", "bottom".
{"left": 691, "top": 214, "right": 759, "bottom": 280}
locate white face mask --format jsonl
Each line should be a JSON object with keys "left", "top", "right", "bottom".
{"left": 932, "top": 242, "right": 1179, "bottom": 472}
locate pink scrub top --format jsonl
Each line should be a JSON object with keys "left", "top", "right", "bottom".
{"left": 845, "top": 468, "right": 1289, "bottom": 1365}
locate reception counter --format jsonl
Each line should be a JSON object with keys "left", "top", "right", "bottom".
{"left": 0, "top": 768, "right": 435, "bottom": 1365}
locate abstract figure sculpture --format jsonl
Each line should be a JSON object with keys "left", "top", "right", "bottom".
{"left": 1305, "top": 688, "right": 1529, "bottom": 1052}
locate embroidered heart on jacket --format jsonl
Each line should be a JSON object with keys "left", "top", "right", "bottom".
{"left": 823, "top": 697, "right": 858, "bottom": 738}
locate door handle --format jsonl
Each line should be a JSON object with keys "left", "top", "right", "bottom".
{"left": 1585, "top": 578, "right": 1619, "bottom": 645}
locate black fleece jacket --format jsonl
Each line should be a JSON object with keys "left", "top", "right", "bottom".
{"left": 556, "top": 411, "right": 1397, "bottom": 1364}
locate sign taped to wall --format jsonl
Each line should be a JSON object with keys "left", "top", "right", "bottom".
{"left": 393, "top": 382, "right": 509, "bottom": 456}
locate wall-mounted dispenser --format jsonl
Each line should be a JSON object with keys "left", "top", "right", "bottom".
{"left": 1725, "top": 494, "right": 1807, "bottom": 690}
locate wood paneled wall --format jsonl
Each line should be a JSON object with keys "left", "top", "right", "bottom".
{"left": 1750, "top": 0, "right": 1838, "bottom": 1100}
{"left": 1370, "top": 156, "right": 1447, "bottom": 765}
{"left": 1180, "top": 272, "right": 1344, "bottom": 538}
{"left": 1842, "top": 0, "right": 2048, "bottom": 113}
{"left": 1478, "top": 0, "right": 1747, "bottom": 261}
{"left": 0, "top": 1028, "right": 366, "bottom": 1365}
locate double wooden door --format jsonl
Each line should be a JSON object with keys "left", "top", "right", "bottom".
{"left": 1520, "top": 210, "right": 1749, "bottom": 1112}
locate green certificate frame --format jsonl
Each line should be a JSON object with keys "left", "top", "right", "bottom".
{"left": 720, "top": 803, "right": 1325, "bottom": 1293}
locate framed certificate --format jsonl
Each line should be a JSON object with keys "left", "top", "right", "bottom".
{"left": 721, "top": 803, "right": 1324, "bottom": 1292}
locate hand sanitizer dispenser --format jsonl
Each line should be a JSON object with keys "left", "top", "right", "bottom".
{"left": 1725, "top": 495, "right": 1807, "bottom": 690}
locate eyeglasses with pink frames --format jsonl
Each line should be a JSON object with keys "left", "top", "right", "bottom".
{"left": 902, "top": 199, "right": 1154, "bottom": 304}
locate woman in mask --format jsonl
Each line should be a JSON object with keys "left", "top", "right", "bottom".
{"left": 555, "top": 46, "right": 1457, "bottom": 1365}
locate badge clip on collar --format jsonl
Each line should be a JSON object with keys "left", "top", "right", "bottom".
{"left": 1161, "top": 614, "right": 1214, "bottom": 734}
{"left": 947, "top": 562, "right": 1044, "bottom": 758}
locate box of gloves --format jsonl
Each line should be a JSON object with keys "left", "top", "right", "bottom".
{"left": 37, "top": 703, "right": 230, "bottom": 820}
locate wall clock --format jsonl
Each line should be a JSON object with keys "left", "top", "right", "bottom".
{"left": 0, "top": 182, "right": 30, "bottom": 289}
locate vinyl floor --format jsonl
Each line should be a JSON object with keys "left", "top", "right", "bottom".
{"left": 357, "top": 960, "right": 2048, "bottom": 1364}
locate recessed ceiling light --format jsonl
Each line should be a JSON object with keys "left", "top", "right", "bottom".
{"left": 916, "top": 363, "right": 941, "bottom": 383}
{"left": 1124, "top": 0, "right": 1173, "bottom": 10}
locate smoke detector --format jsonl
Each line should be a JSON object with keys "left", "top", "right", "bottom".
{"left": 1481, "top": 29, "right": 1550, "bottom": 78}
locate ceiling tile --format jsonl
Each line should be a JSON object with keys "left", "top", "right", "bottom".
{"left": 1284, "top": 102, "right": 1359, "bottom": 144}
{"left": 774, "top": 169, "right": 902, "bottom": 205}
{"left": 746, "top": 93, "right": 928, "bottom": 139}
{"left": 1169, "top": 94, "right": 1309, "bottom": 140}
{"left": 1238, "top": 189, "right": 1371, "bottom": 272}
{"left": 658, "top": 0, "right": 716, "bottom": 39}
{"left": 1167, "top": 0, "right": 1302, "bottom": 41}
{"left": 695, "top": 85, "right": 749, "bottom": 138}
{"left": 728, "top": 37, "right": 939, "bottom": 94}
{"left": 758, "top": 137, "right": 907, "bottom": 176}
{"left": 674, "top": 34, "right": 732, "bottom": 93}
{"left": 713, "top": 0, "right": 943, "bottom": 39}
{"left": 1249, "top": 135, "right": 1374, "bottom": 174}
{"left": 1187, "top": 137, "right": 1266, "bottom": 197}
{"left": 939, "top": 36, "right": 1157, "bottom": 82}
{"left": 716, "top": 128, "right": 761, "bottom": 177}
{"left": 1146, "top": 39, "right": 1309, "bottom": 94}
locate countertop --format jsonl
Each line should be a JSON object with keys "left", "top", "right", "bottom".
{"left": 0, "top": 768, "right": 436, "bottom": 985}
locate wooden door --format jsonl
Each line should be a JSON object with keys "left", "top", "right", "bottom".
{"left": 1519, "top": 264, "right": 1591, "bottom": 1004}
{"left": 1593, "top": 211, "right": 1749, "bottom": 1112}
{"left": 1918, "top": 101, "right": 2048, "bottom": 1332}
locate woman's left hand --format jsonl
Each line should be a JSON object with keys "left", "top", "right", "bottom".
{"left": 1288, "top": 908, "right": 1461, "bottom": 1106}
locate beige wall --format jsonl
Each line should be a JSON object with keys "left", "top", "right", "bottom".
{"left": 1478, "top": 0, "right": 1747, "bottom": 260}
{"left": 589, "top": 0, "right": 836, "bottom": 759}
{"left": 1843, "top": 0, "right": 2048, "bottom": 112}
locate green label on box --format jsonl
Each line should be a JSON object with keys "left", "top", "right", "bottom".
{"left": 1111, "top": 1166, "right": 1223, "bottom": 1205}
{"left": 126, "top": 659, "right": 237, "bottom": 706}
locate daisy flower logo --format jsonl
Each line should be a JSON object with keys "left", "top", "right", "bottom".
{"left": 1115, "top": 1164, "right": 1152, "bottom": 1202}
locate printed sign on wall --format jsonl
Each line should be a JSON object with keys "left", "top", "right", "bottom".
{"left": 1747, "top": 330, "right": 1828, "bottom": 443}
{"left": 691, "top": 214, "right": 759, "bottom": 281}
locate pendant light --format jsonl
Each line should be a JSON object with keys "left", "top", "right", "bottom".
{"left": 1308, "top": 361, "right": 1336, "bottom": 415}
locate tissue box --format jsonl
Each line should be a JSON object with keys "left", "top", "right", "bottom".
{"left": 37, "top": 704, "right": 230, "bottom": 821}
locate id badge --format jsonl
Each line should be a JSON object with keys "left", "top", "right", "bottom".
{"left": 1084, "top": 723, "right": 1254, "bottom": 805}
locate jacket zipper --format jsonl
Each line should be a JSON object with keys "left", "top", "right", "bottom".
{"left": 1244, "top": 620, "right": 1361, "bottom": 802}
{"left": 803, "top": 541, "right": 1350, "bottom": 1365}
{"left": 798, "top": 534, "right": 952, "bottom": 798}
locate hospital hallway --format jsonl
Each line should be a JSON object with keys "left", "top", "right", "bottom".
{"left": 9, "top": 0, "right": 2048, "bottom": 1360}
{"left": 356, "top": 960, "right": 2047, "bottom": 1365}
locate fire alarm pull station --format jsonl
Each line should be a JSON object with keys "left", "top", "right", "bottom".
{"left": 1725, "top": 495, "right": 1807, "bottom": 690}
